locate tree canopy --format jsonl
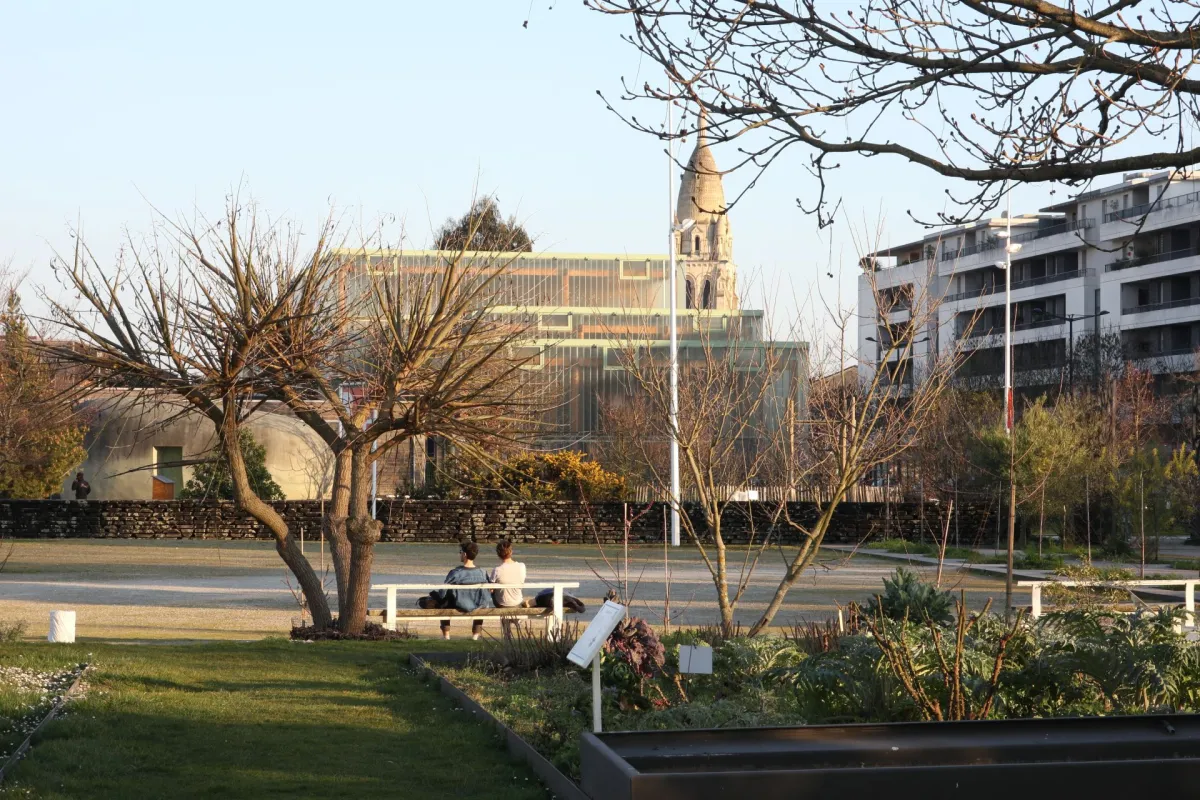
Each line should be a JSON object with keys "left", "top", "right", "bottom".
{"left": 591, "top": 0, "right": 1200, "bottom": 223}
{"left": 434, "top": 197, "right": 533, "bottom": 252}
{"left": 0, "top": 288, "right": 85, "bottom": 498}
{"left": 180, "top": 429, "right": 285, "bottom": 501}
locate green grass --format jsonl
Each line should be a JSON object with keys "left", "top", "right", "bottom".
{"left": 0, "top": 640, "right": 547, "bottom": 799}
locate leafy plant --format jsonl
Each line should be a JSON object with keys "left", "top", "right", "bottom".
{"left": 180, "top": 429, "right": 285, "bottom": 501}
{"left": 604, "top": 616, "right": 666, "bottom": 709}
{"left": 865, "top": 568, "right": 954, "bottom": 625}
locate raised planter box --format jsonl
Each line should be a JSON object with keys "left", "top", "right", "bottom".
{"left": 409, "top": 653, "right": 587, "bottom": 800}
{"left": 580, "top": 715, "right": 1200, "bottom": 799}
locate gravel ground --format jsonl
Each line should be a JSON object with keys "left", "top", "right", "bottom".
{"left": 0, "top": 539, "right": 1014, "bottom": 640}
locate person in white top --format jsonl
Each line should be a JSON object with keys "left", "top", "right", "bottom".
{"left": 489, "top": 539, "right": 526, "bottom": 638}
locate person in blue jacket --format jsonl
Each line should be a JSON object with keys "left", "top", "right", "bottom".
{"left": 418, "top": 540, "right": 491, "bottom": 640}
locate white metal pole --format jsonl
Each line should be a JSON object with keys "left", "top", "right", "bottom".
{"left": 667, "top": 85, "right": 681, "bottom": 548}
{"left": 1004, "top": 196, "right": 1013, "bottom": 434}
{"left": 592, "top": 651, "right": 603, "bottom": 732}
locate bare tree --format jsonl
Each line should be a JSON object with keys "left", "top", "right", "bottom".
{"left": 45, "top": 197, "right": 542, "bottom": 634}
{"left": 616, "top": 319, "right": 795, "bottom": 636}
{"left": 45, "top": 201, "right": 339, "bottom": 628}
{"left": 253, "top": 202, "right": 543, "bottom": 633}
{"left": 749, "top": 256, "right": 964, "bottom": 634}
{"left": 590, "top": 0, "right": 1200, "bottom": 223}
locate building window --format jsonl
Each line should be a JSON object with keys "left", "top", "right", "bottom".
{"left": 702, "top": 279, "right": 713, "bottom": 309}
{"left": 694, "top": 234, "right": 701, "bottom": 253}
{"left": 685, "top": 278, "right": 695, "bottom": 309}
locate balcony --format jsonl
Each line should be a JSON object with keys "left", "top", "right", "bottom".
{"left": 1105, "top": 247, "right": 1198, "bottom": 272}
{"left": 1008, "top": 218, "right": 1094, "bottom": 244}
{"left": 958, "top": 316, "right": 1063, "bottom": 341}
{"left": 944, "top": 268, "right": 1090, "bottom": 303}
{"left": 1122, "top": 295, "right": 1200, "bottom": 316}
{"left": 1103, "top": 190, "right": 1200, "bottom": 223}
{"left": 941, "top": 238, "right": 1002, "bottom": 262}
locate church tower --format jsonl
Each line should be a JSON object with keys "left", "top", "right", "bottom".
{"left": 675, "top": 112, "right": 738, "bottom": 310}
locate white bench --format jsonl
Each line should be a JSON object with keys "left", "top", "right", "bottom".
{"left": 372, "top": 582, "right": 582, "bottom": 634}
{"left": 1019, "top": 578, "right": 1197, "bottom": 626}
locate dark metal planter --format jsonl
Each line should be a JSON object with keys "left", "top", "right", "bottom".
{"left": 581, "top": 714, "right": 1200, "bottom": 800}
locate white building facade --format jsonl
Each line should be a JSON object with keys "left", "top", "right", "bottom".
{"left": 859, "top": 170, "right": 1200, "bottom": 389}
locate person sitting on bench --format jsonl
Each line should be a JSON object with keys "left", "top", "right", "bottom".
{"left": 417, "top": 540, "right": 491, "bottom": 640}
{"left": 489, "top": 539, "right": 526, "bottom": 637}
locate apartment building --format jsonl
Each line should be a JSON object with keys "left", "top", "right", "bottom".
{"left": 858, "top": 169, "right": 1200, "bottom": 390}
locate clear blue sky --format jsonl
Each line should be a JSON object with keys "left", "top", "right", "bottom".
{"left": 1, "top": 1, "right": 1060, "bottom": 328}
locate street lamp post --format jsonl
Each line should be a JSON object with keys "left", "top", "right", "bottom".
{"left": 666, "top": 90, "right": 695, "bottom": 547}
{"left": 995, "top": 200, "right": 1022, "bottom": 620}
{"left": 667, "top": 216, "right": 694, "bottom": 548}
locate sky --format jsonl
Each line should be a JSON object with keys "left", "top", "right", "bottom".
{"left": 0, "top": 1, "right": 1065, "bottom": 336}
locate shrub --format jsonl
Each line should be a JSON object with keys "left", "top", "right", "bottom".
{"left": 0, "top": 619, "right": 27, "bottom": 642}
{"left": 1044, "top": 563, "right": 1135, "bottom": 612}
{"left": 1017, "top": 552, "right": 1066, "bottom": 570}
{"left": 180, "top": 429, "right": 284, "bottom": 501}
{"left": 864, "top": 568, "right": 953, "bottom": 625}
{"left": 465, "top": 450, "right": 626, "bottom": 502}
{"left": 477, "top": 621, "right": 580, "bottom": 673}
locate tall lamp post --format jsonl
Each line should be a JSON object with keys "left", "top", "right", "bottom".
{"left": 667, "top": 216, "right": 694, "bottom": 547}
{"left": 995, "top": 200, "right": 1022, "bottom": 620}
{"left": 666, "top": 90, "right": 696, "bottom": 547}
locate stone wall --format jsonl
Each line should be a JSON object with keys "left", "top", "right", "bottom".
{"left": 0, "top": 499, "right": 997, "bottom": 546}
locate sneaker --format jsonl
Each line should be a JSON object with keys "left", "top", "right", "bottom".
{"left": 472, "top": 633, "right": 481, "bottom": 641}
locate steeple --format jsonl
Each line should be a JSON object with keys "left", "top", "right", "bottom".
{"left": 675, "top": 109, "right": 737, "bottom": 310}
{"left": 675, "top": 110, "right": 727, "bottom": 238}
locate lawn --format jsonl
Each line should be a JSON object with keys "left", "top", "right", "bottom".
{"left": 0, "top": 640, "right": 547, "bottom": 799}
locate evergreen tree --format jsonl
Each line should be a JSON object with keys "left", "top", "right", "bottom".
{"left": 180, "top": 429, "right": 285, "bottom": 501}
{"left": 0, "top": 289, "right": 86, "bottom": 498}
{"left": 434, "top": 196, "right": 532, "bottom": 252}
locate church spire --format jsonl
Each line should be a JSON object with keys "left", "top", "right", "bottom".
{"left": 675, "top": 108, "right": 737, "bottom": 309}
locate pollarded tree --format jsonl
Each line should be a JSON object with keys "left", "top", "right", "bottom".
{"left": 591, "top": 0, "right": 1200, "bottom": 223}
{"left": 46, "top": 202, "right": 339, "bottom": 628}
{"left": 180, "top": 429, "right": 285, "bottom": 501}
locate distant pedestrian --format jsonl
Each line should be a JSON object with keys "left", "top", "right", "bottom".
{"left": 70, "top": 472, "right": 90, "bottom": 501}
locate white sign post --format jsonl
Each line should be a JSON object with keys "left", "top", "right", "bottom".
{"left": 567, "top": 600, "right": 627, "bottom": 733}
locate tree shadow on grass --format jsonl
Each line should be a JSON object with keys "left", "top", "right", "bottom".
{"left": 2, "top": 645, "right": 549, "bottom": 800}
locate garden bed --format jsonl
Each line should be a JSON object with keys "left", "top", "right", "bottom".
{"left": 435, "top": 571, "right": 1200, "bottom": 781}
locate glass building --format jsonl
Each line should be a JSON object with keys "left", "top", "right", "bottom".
{"left": 338, "top": 120, "right": 808, "bottom": 488}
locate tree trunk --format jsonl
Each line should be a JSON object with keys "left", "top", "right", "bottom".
{"left": 1038, "top": 487, "right": 1045, "bottom": 558}
{"left": 220, "top": 409, "right": 331, "bottom": 629}
{"left": 710, "top": 508, "right": 736, "bottom": 637}
{"left": 323, "top": 448, "right": 352, "bottom": 613}
{"left": 936, "top": 499, "right": 954, "bottom": 588}
{"left": 748, "top": 498, "right": 839, "bottom": 636}
{"left": 340, "top": 444, "right": 382, "bottom": 634}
